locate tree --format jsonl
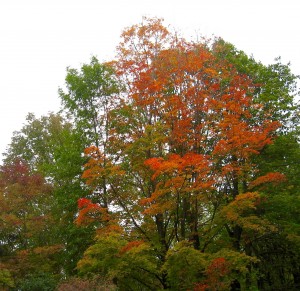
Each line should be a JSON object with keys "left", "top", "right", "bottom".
{"left": 59, "top": 57, "right": 121, "bottom": 212}
{"left": 209, "top": 39, "right": 300, "bottom": 289}
{"left": 0, "top": 159, "right": 62, "bottom": 287}
{"left": 59, "top": 56, "right": 120, "bottom": 148}
{"left": 2, "top": 113, "right": 93, "bottom": 278}
{"left": 74, "top": 17, "right": 300, "bottom": 289}
{"left": 0, "top": 159, "right": 53, "bottom": 251}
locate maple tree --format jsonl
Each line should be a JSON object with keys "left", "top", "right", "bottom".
{"left": 75, "top": 17, "right": 299, "bottom": 289}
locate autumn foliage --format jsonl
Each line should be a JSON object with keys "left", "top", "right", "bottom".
{"left": 1, "top": 17, "right": 299, "bottom": 290}
{"left": 70, "top": 17, "right": 298, "bottom": 290}
{"left": 76, "top": 198, "right": 110, "bottom": 226}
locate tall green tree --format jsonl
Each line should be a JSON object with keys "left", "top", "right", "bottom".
{"left": 58, "top": 56, "right": 121, "bottom": 210}
{"left": 59, "top": 56, "right": 120, "bottom": 148}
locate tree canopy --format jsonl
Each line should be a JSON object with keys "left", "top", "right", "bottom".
{"left": 1, "top": 17, "right": 299, "bottom": 290}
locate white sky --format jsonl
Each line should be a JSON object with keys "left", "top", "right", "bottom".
{"left": 1, "top": 0, "right": 299, "bottom": 162}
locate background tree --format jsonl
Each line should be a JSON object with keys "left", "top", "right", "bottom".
{"left": 59, "top": 56, "right": 120, "bottom": 210}
{"left": 211, "top": 38, "right": 300, "bottom": 290}
{"left": 0, "top": 159, "right": 61, "bottom": 288}
{"left": 2, "top": 113, "right": 92, "bottom": 278}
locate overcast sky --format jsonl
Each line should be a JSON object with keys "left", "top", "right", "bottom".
{"left": 1, "top": 0, "right": 299, "bottom": 162}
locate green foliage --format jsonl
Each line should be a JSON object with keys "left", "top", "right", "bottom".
{"left": 209, "top": 249, "right": 259, "bottom": 290}
{"left": 113, "top": 240, "right": 162, "bottom": 290}
{"left": 163, "top": 242, "right": 208, "bottom": 290}
{"left": 77, "top": 231, "right": 163, "bottom": 290}
{"left": 59, "top": 56, "right": 120, "bottom": 146}
{"left": 15, "top": 272, "right": 58, "bottom": 291}
{"left": 0, "top": 267, "right": 15, "bottom": 289}
{"left": 163, "top": 242, "right": 258, "bottom": 290}
{"left": 77, "top": 231, "right": 126, "bottom": 276}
